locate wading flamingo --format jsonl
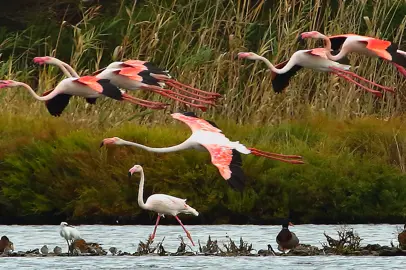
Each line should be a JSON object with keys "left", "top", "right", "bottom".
{"left": 0, "top": 76, "right": 167, "bottom": 116}
{"left": 128, "top": 164, "right": 198, "bottom": 245}
{"left": 298, "top": 31, "right": 406, "bottom": 77}
{"left": 101, "top": 112, "right": 304, "bottom": 191}
{"left": 237, "top": 50, "right": 393, "bottom": 97}
{"left": 34, "top": 56, "right": 220, "bottom": 111}
{"left": 60, "top": 222, "right": 81, "bottom": 255}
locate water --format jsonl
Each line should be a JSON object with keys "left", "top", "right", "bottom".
{"left": 0, "top": 224, "right": 404, "bottom": 269}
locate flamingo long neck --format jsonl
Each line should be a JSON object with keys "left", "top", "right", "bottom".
{"left": 255, "top": 55, "right": 297, "bottom": 74}
{"left": 321, "top": 34, "right": 347, "bottom": 61}
{"left": 50, "top": 58, "right": 80, "bottom": 78}
{"left": 18, "top": 83, "right": 62, "bottom": 101}
{"left": 118, "top": 139, "right": 192, "bottom": 153}
{"left": 137, "top": 169, "right": 148, "bottom": 210}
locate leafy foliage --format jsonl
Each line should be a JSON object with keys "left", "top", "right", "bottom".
{"left": 1, "top": 114, "right": 406, "bottom": 224}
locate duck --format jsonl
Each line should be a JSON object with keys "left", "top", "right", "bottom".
{"left": 398, "top": 223, "right": 406, "bottom": 249}
{"left": 0, "top": 236, "right": 14, "bottom": 253}
{"left": 276, "top": 221, "right": 299, "bottom": 252}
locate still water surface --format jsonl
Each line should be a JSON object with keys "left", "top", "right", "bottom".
{"left": 0, "top": 224, "right": 404, "bottom": 269}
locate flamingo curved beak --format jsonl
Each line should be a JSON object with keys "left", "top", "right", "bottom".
{"left": 297, "top": 34, "right": 306, "bottom": 46}
{"left": 33, "top": 57, "right": 49, "bottom": 65}
{"left": 237, "top": 52, "right": 250, "bottom": 59}
{"left": 128, "top": 172, "right": 132, "bottom": 178}
{"left": 99, "top": 141, "right": 104, "bottom": 148}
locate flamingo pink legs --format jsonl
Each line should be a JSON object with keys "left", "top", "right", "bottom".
{"left": 149, "top": 215, "right": 195, "bottom": 246}
{"left": 140, "top": 85, "right": 215, "bottom": 111}
{"left": 248, "top": 148, "right": 305, "bottom": 164}
{"left": 329, "top": 67, "right": 395, "bottom": 97}
{"left": 174, "top": 216, "right": 195, "bottom": 246}
{"left": 393, "top": 64, "right": 406, "bottom": 77}
{"left": 151, "top": 74, "right": 221, "bottom": 99}
{"left": 150, "top": 215, "right": 161, "bottom": 240}
{"left": 121, "top": 93, "right": 168, "bottom": 109}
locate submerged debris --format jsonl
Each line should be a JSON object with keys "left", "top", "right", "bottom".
{"left": 1, "top": 229, "right": 406, "bottom": 257}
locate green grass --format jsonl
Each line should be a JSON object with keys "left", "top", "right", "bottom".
{"left": 1, "top": 113, "right": 405, "bottom": 224}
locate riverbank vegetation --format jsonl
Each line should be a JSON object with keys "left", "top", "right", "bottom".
{"left": 0, "top": 0, "right": 406, "bottom": 224}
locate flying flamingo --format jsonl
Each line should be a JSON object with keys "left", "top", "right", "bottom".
{"left": 298, "top": 31, "right": 406, "bottom": 77}
{"left": 100, "top": 112, "right": 304, "bottom": 191}
{"left": 237, "top": 50, "right": 394, "bottom": 97}
{"left": 34, "top": 56, "right": 220, "bottom": 111}
{"left": 0, "top": 76, "right": 167, "bottom": 116}
{"left": 92, "top": 59, "right": 221, "bottom": 100}
{"left": 128, "top": 164, "right": 198, "bottom": 245}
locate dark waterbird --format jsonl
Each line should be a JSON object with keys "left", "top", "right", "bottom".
{"left": 276, "top": 221, "right": 299, "bottom": 252}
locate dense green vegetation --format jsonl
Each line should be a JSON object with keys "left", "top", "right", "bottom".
{"left": 0, "top": 0, "right": 405, "bottom": 224}
{"left": 1, "top": 113, "right": 406, "bottom": 224}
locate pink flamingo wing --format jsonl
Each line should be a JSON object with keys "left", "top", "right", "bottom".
{"left": 202, "top": 144, "right": 233, "bottom": 180}
{"left": 118, "top": 67, "right": 145, "bottom": 82}
{"left": 75, "top": 76, "right": 103, "bottom": 93}
{"left": 171, "top": 113, "right": 222, "bottom": 133}
{"left": 362, "top": 39, "right": 392, "bottom": 60}
{"left": 307, "top": 48, "right": 328, "bottom": 58}
{"left": 123, "top": 60, "right": 147, "bottom": 67}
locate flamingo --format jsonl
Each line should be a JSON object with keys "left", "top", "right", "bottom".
{"left": 128, "top": 164, "right": 198, "bottom": 245}
{"left": 34, "top": 56, "right": 220, "bottom": 111}
{"left": 59, "top": 222, "right": 82, "bottom": 255}
{"left": 0, "top": 76, "right": 167, "bottom": 116}
{"left": 298, "top": 31, "right": 406, "bottom": 77}
{"left": 100, "top": 112, "right": 304, "bottom": 191}
{"left": 237, "top": 50, "right": 394, "bottom": 97}
{"left": 92, "top": 59, "right": 222, "bottom": 100}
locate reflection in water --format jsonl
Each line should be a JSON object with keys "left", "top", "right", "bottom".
{"left": 0, "top": 224, "right": 404, "bottom": 270}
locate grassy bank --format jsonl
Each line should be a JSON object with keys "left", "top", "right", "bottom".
{"left": 1, "top": 112, "right": 406, "bottom": 224}
{"left": 0, "top": 0, "right": 405, "bottom": 123}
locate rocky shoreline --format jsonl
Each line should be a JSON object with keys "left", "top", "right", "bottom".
{"left": 2, "top": 228, "right": 406, "bottom": 257}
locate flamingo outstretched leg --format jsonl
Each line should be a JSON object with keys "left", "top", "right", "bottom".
{"left": 140, "top": 86, "right": 208, "bottom": 111}
{"left": 330, "top": 71, "right": 383, "bottom": 98}
{"left": 151, "top": 74, "right": 221, "bottom": 99}
{"left": 393, "top": 63, "right": 406, "bottom": 77}
{"left": 145, "top": 81, "right": 219, "bottom": 101}
{"left": 174, "top": 216, "right": 195, "bottom": 246}
{"left": 248, "top": 148, "right": 305, "bottom": 164}
{"left": 330, "top": 67, "right": 394, "bottom": 93}
{"left": 121, "top": 95, "right": 168, "bottom": 109}
{"left": 150, "top": 215, "right": 161, "bottom": 241}
{"left": 141, "top": 85, "right": 217, "bottom": 106}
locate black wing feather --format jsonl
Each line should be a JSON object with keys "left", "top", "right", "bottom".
{"left": 227, "top": 149, "right": 245, "bottom": 191}
{"left": 44, "top": 94, "right": 72, "bottom": 116}
{"left": 96, "top": 79, "right": 123, "bottom": 100}
{"left": 85, "top": 98, "right": 97, "bottom": 104}
{"left": 329, "top": 36, "right": 348, "bottom": 51}
{"left": 271, "top": 64, "right": 303, "bottom": 93}
{"left": 138, "top": 70, "right": 161, "bottom": 86}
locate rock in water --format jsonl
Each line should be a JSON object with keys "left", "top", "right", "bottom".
{"left": 0, "top": 236, "right": 13, "bottom": 252}
{"left": 53, "top": 246, "right": 62, "bottom": 255}
{"left": 109, "top": 247, "right": 117, "bottom": 255}
{"left": 41, "top": 245, "right": 48, "bottom": 255}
